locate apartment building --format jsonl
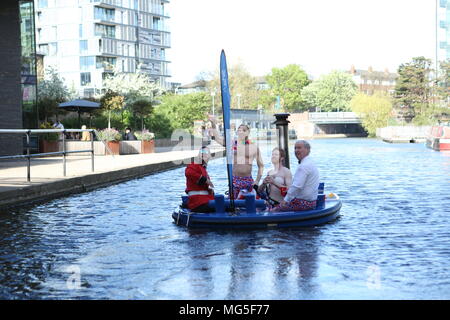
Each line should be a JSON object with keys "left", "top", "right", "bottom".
{"left": 35, "top": 0, "right": 171, "bottom": 97}
{"left": 348, "top": 65, "right": 398, "bottom": 95}
{"left": 437, "top": 0, "right": 450, "bottom": 63}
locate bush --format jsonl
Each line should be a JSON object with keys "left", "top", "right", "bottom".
{"left": 96, "top": 128, "right": 122, "bottom": 141}
{"left": 39, "top": 122, "right": 59, "bottom": 141}
{"left": 135, "top": 130, "right": 155, "bottom": 141}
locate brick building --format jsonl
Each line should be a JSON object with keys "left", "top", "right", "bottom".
{"left": 348, "top": 65, "right": 398, "bottom": 95}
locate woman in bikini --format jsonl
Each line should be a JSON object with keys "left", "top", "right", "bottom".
{"left": 258, "top": 147, "right": 292, "bottom": 206}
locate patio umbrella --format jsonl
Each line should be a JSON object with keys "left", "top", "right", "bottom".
{"left": 59, "top": 99, "right": 100, "bottom": 127}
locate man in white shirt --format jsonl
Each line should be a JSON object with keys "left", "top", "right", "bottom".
{"left": 272, "top": 140, "right": 319, "bottom": 212}
{"left": 53, "top": 120, "right": 64, "bottom": 140}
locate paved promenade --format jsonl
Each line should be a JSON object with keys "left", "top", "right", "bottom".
{"left": 0, "top": 145, "right": 224, "bottom": 210}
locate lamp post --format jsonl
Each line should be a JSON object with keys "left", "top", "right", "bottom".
{"left": 236, "top": 93, "right": 241, "bottom": 109}
{"left": 273, "top": 113, "right": 291, "bottom": 169}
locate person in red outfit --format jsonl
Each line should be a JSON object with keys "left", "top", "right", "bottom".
{"left": 185, "top": 146, "right": 215, "bottom": 212}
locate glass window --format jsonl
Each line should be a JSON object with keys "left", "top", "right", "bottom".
{"left": 79, "top": 40, "right": 88, "bottom": 54}
{"left": 80, "top": 72, "right": 91, "bottom": 86}
{"left": 80, "top": 56, "right": 95, "bottom": 71}
{"left": 95, "top": 24, "right": 115, "bottom": 38}
{"left": 96, "top": 56, "right": 116, "bottom": 69}
{"left": 38, "top": 0, "right": 48, "bottom": 8}
{"left": 48, "top": 42, "right": 58, "bottom": 56}
{"left": 153, "top": 17, "right": 160, "bottom": 30}
{"left": 94, "top": 6, "right": 115, "bottom": 21}
{"left": 39, "top": 44, "right": 49, "bottom": 55}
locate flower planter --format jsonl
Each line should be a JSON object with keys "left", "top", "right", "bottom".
{"left": 106, "top": 141, "right": 120, "bottom": 155}
{"left": 39, "top": 140, "right": 60, "bottom": 154}
{"left": 141, "top": 140, "right": 155, "bottom": 153}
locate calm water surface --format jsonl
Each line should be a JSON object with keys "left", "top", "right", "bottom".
{"left": 1, "top": 138, "right": 450, "bottom": 299}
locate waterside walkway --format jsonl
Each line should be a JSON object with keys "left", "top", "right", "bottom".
{"left": 0, "top": 146, "right": 224, "bottom": 210}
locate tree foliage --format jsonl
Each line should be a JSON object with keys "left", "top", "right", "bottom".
{"left": 302, "top": 71, "right": 358, "bottom": 112}
{"left": 37, "top": 66, "right": 70, "bottom": 122}
{"left": 129, "top": 98, "right": 155, "bottom": 130}
{"left": 436, "top": 59, "right": 450, "bottom": 111}
{"left": 100, "top": 90, "right": 125, "bottom": 128}
{"left": 102, "top": 67, "right": 163, "bottom": 100}
{"left": 147, "top": 92, "right": 211, "bottom": 137}
{"left": 207, "top": 62, "right": 260, "bottom": 109}
{"left": 394, "top": 56, "right": 433, "bottom": 122}
{"left": 101, "top": 68, "right": 164, "bottom": 127}
{"left": 350, "top": 92, "right": 393, "bottom": 137}
{"left": 265, "top": 64, "right": 311, "bottom": 112}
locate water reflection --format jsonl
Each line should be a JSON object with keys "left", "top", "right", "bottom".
{"left": 180, "top": 228, "right": 322, "bottom": 299}
{"left": 1, "top": 139, "right": 450, "bottom": 299}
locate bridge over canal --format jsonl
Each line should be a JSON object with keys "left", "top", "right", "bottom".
{"left": 289, "top": 112, "right": 366, "bottom": 137}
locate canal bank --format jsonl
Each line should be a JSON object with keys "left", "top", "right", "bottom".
{"left": 0, "top": 146, "right": 224, "bottom": 210}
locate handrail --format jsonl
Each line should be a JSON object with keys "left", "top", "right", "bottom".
{"left": 0, "top": 128, "right": 95, "bottom": 182}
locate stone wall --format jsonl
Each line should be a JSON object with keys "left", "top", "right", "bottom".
{"left": 0, "top": 0, "right": 23, "bottom": 156}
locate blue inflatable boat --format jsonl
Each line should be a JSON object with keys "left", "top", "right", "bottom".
{"left": 172, "top": 186, "right": 342, "bottom": 229}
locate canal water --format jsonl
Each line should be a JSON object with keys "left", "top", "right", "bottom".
{"left": 1, "top": 138, "right": 449, "bottom": 299}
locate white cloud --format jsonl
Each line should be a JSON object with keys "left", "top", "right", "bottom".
{"left": 168, "top": 0, "right": 436, "bottom": 84}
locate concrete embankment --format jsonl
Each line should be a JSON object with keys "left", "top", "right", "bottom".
{"left": 376, "top": 126, "right": 430, "bottom": 143}
{"left": 0, "top": 147, "right": 224, "bottom": 210}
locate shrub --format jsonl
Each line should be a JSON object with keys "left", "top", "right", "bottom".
{"left": 39, "top": 122, "right": 59, "bottom": 141}
{"left": 135, "top": 129, "right": 155, "bottom": 141}
{"left": 96, "top": 128, "right": 122, "bottom": 141}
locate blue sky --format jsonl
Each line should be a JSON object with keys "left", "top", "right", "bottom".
{"left": 168, "top": 0, "right": 436, "bottom": 84}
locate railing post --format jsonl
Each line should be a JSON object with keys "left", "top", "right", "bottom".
{"left": 90, "top": 130, "right": 94, "bottom": 172}
{"left": 62, "top": 130, "right": 66, "bottom": 177}
{"left": 26, "top": 130, "right": 31, "bottom": 182}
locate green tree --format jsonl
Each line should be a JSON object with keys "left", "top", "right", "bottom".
{"left": 207, "top": 62, "right": 259, "bottom": 109}
{"left": 394, "top": 56, "right": 433, "bottom": 122}
{"left": 129, "top": 98, "right": 155, "bottom": 130}
{"left": 302, "top": 71, "right": 358, "bottom": 112}
{"left": 437, "top": 59, "right": 450, "bottom": 102}
{"left": 37, "top": 66, "right": 70, "bottom": 122}
{"left": 166, "top": 92, "right": 210, "bottom": 130}
{"left": 100, "top": 90, "right": 125, "bottom": 129}
{"left": 102, "top": 67, "right": 164, "bottom": 127}
{"left": 350, "top": 92, "right": 393, "bottom": 137}
{"left": 148, "top": 92, "right": 210, "bottom": 136}
{"left": 265, "top": 64, "right": 311, "bottom": 112}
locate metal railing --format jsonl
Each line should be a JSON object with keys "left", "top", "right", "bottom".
{"left": 0, "top": 129, "right": 95, "bottom": 182}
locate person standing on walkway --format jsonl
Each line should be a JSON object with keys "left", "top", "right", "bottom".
{"left": 272, "top": 140, "right": 319, "bottom": 212}
{"left": 208, "top": 117, "right": 264, "bottom": 199}
{"left": 185, "top": 146, "right": 215, "bottom": 212}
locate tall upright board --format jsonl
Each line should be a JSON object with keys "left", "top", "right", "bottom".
{"left": 220, "top": 50, "right": 234, "bottom": 208}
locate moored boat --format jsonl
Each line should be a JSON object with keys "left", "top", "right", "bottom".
{"left": 426, "top": 124, "right": 450, "bottom": 151}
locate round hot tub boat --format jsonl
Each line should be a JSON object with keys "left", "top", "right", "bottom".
{"left": 172, "top": 183, "right": 342, "bottom": 229}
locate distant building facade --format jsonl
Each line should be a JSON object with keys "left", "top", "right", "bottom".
{"left": 176, "top": 80, "right": 208, "bottom": 95}
{"left": 35, "top": 0, "right": 171, "bottom": 97}
{"left": 437, "top": 0, "right": 450, "bottom": 63}
{"left": 348, "top": 65, "right": 398, "bottom": 95}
